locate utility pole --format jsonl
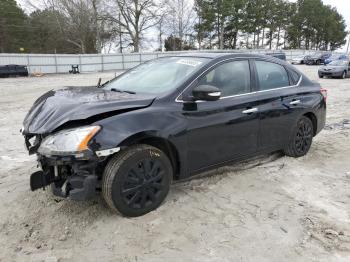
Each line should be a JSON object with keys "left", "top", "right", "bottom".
{"left": 159, "top": 16, "right": 163, "bottom": 51}
{"left": 119, "top": 13, "right": 123, "bottom": 53}
{"left": 346, "top": 32, "right": 350, "bottom": 54}
{"left": 159, "top": 26, "right": 162, "bottom": 51}
{"left": 198, "top": 6, "right": 202, "bottom": 50}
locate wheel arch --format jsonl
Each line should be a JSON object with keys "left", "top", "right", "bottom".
{"left": 118, "top": 132, "right": 181, "bottom": 180}
{"left": 303, "top": 112, "right": 317, "bottom": 136}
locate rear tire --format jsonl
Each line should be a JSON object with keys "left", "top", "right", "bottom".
{"left": 102, "top": 144, "right": 172, "bottom": 217}
{"left": 284, "top": 116, "right": 314, "bottom": 158}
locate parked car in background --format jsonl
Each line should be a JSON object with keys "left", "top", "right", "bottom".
{"left": 318, "top": 60, "right": 350, "bottom": 79}
{"left": 0, "top": 65, "right": 28, "bottom": 78}
{"left": 22, "top": 53, "right": 327, "bottom": 217}
{"left": 291, "top": 55, "right": 309, "bottom": 64}
{"left": 324, "top": 54, "right": 348, "bottom": 65}
{"left": 305, "top": 53, "right": 331, "bottom": 65}
{"left": 266, "top": 52, "right": 286, "bottom": 61}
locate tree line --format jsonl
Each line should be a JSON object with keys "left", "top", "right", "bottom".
{"left": 0, "top": 0, "right": 347, "bottom": 54}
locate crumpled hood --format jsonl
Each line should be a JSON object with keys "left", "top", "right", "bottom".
{"left": 23, "top": 86, "right": 156, "bottom": 134}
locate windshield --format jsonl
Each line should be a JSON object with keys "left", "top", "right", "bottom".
{"left": 328, "top": 60, "right": 348, "bottom": 66}
{"left": 103, "top": 57, "right": 208, "bottom": 95}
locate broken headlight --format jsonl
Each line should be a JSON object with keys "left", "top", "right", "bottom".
{"left": 38, "top": 126, "right": 100, "bottom": 156}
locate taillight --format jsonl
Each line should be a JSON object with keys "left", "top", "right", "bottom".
{"left": 320, "top": 88, "right": 327, "bottom": 102}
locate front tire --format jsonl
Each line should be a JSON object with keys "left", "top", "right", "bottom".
{"left": 284, "top": 116, "right": 314, "bottom": 158}
{"left": 102, "top": 144, "right": 172, "bottom": 217}
{"left": 341, "top": 71, "right": 346, "bottom": 79}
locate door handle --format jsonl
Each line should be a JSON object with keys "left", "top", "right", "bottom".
{"left": 242, "top": 108, "right": 258, "bottom": 114}
{"left": 290, "top": 100, "right": 301, "bottom": 105}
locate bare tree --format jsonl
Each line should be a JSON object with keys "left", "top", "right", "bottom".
{"left": 106, "top": 0, "right": 159, "bottom": 52}
{"left": 156, "top": 14, "right": 166, "bottom": 51}
{"left": 28, "top": 0, "right": 111, "bottom": 53}
{"left": 162, "top": 0, "right": 194, "bottom": 50}
{"left": 59, "top": 0, "right": 97, "bottom": 53}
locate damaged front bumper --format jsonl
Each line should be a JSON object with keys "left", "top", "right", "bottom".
{"left": 30, "top": 148, "right": 120, "bottom": 201}
{"left": 31, "top": 154, "right": 100, "bottom": 201}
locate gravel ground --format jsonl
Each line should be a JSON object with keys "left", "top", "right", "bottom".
{"left": 0, "top": 65, "right": 349, "bottom": 262}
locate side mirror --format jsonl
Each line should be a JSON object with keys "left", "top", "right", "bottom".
{"left": 192, "top": 85, "right": 221, "bottom": 101}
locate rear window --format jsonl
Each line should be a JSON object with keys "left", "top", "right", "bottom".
{"left": 289, "top": 69, "right": 301, "bottom": 85}
{"left": 255, "top": 61, "right": 290, "bottom": 90}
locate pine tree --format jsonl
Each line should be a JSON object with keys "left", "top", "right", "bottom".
{"left": 0, "top": 0, "right": 28, "bottom": 53}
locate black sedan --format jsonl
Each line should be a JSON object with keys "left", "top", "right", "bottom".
{"left": 22, "top": 53, "right": 327, "bottom": 217}
{"left": 305, "top": 53, "right": 331, "bottom": 65}
{"left": 0, "top": 64, "right": 28, "bottom": 77}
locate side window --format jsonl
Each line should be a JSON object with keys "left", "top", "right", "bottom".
{"left": 255, "top": 61, "right": 290, "bottom": 90}
{"left": 198, "top": 60, "right": 251, "bottom": 97}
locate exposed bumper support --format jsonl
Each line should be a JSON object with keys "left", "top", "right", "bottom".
{"left": 51, "top": 174, "right": 97, "bottom": 201}
{"left": 30, "top": 147, "right": 121, "bottom": 200}
{"left": 30, "top": 170, "right": 54, "bottom": 191}
{"left": 30, "top": 153, "right": 105, "bottom": 201}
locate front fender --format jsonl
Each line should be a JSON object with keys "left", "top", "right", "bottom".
{"left": 89, "top": 104, "right": 189, "bottom": 177}
{"left": 92, "top": 105, "right": 186, "bottom": 148}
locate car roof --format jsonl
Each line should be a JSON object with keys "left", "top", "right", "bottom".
{"left": 171, "top": 52, "right": 277, "bottom": 60}
{"left": 170, "top": 52, "right": 235, "bottom": 59}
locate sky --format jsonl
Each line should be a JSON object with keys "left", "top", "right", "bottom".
{"left": 16, "top": 0, "right": 350, "bottom": 52}
{"left": 322, "top": 0, "right": 350, "bottom": 31}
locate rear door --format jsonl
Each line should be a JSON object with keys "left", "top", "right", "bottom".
{"left": 183, "top": 59, "right": 260, "bottom": 172}
{"left": 252, "top": 60, "right": 302, "bottom": 150}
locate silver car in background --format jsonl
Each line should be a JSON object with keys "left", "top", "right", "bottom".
{"left": 291, "top": 55, "right": 309, "bottom": 64}
{"left": 318, "top": 60, "right": 350, "bottom": 79}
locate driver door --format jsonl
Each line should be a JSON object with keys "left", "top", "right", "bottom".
{"left": 183, "top": 59, "right": 260, "bottom": 173}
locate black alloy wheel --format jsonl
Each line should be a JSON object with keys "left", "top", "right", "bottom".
{"left": 102, "top": 144, "right": 172, "bottom": 217}
{"left": 294, "top": 119, "right": 313, "bottom": 155}
{"left": 284, "top": 116, "right": 314, "bottom": 157}
{"left": 121, "top": 158, "right": 165, "bottom": 210}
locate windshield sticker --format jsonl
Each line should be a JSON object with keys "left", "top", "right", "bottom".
{"left": 176, "top": 59, "right": 203, "bottom": 67}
